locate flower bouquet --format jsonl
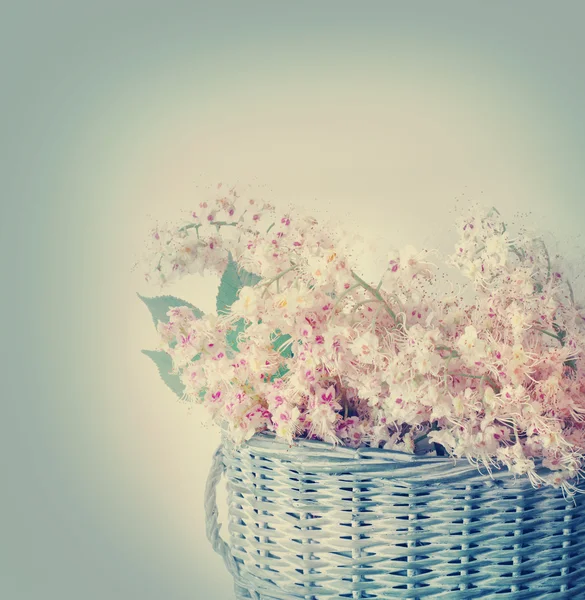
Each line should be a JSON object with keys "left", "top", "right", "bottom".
{"left": 140, "top": 185, "right": 585, "bottom": 598}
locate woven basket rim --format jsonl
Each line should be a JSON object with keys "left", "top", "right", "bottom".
{"left": 219, "top": 428, "right": 570, "bottom": 490}
{"left": 243, "top": 429, "right": 457, "bottom": 464}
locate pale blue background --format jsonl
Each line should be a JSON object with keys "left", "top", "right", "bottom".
{"left": 2, "top": 2, "right": 585, "bottom": 599}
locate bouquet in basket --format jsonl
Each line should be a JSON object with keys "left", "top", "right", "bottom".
{"left": 139, "top": 184, "right": 585, "bottom": 496}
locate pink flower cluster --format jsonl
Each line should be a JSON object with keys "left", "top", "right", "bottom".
{"left": 143, "top": 189, "right": 585, "bottom": 494}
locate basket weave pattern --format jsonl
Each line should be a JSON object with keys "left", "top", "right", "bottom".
{"left": 205, "top": 433, "right": 585, "bottom": 599}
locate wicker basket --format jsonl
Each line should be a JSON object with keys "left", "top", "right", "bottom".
{"left": 205, "top": 432, "right": 585, "bottom": 599}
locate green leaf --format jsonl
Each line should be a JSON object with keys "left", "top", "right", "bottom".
{"left": 142, "top": 349, "right": 185, "bottom": 398}
{"left": 216, "top": 253, "right": 261, "bottom": 352}
{"left": 216, "top": 253, "right": 261, "bottom": 316}
{"left": 138, "top": 294, "right": 204, "bottom": 327}
{"left": 271, "top": 330, "right": 293, "bottom": 358}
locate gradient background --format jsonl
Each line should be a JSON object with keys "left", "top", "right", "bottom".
{"left": 3, "top": 2, "right": 585, "bottom": 599}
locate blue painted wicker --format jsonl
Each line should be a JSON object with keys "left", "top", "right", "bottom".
{"left": 205, "top": 431, "right": 585, "bottom": 599}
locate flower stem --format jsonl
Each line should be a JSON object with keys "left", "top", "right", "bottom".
{"left": 332, "top": 283, "right": 361, "bottom": 312}
{"left": 351, "top": 271, "right": 398, "bottom": 324}
{"left": 535, "top": 327, "right": 562, "bottom": 341}
{"left": 261, "top": 265, "right": 297, "bottom": 297}
{"left": 211, "top": 220, "right": 238, "bottom": 230}
{"left": 567, "top": 280, "right": 575, "bottom": 306}
{"left": 376, "top": 267, "right": 389, "bottom": 291}
{"left": 540, "top": 238, "right": 551, "bottom": 282}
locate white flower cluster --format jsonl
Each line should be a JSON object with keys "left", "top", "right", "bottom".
{"left": 143, "top": 192, "right": 585, "bottom": 495}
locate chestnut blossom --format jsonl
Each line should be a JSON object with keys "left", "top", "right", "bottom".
{"left": 349, "top": 331, "right": 380, "bottom": 365}
{"left": 457, "top": 325, "right": 488, "bottom": 366}
{"left": 231, "top": 286, "right": 262, "bottom": 320}
{"left": 143, "top": 190, "right": 585, "bottom": 494}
